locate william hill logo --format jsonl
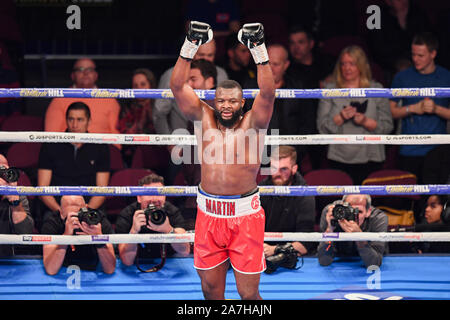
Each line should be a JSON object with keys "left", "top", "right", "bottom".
{"left": 205, "top": 199, "right": 236, "bottom": 216}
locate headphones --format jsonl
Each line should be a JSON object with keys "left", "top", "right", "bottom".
{"left": 442, "top": 200, "right": 450, "bottom": 224}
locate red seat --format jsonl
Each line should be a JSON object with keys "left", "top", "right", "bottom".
{"left": 131, "top": 145, "right": 170, "bottom": 174}
{"left": 108, "top": 145, "right": 124, "bottom": 171}
{"left": 0, "top": 114, "right": 44, "bottom": 131}
{"left": 105, "top": 168, "right": 154, "bottom": 217}
{"left": 6, "top": 142, "right": 42, "bottom": 169}
{"left": 304, "top": 169, "right": 354, "bottom": 224}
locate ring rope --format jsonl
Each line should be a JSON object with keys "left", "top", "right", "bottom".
{"left": 1, "top": 131, "right": 449, "bottom": 145}
{"left": 1, "top": 87, "right": 449, "bottom": 99}
{"left": 3, "top": 184, "right": 449, "bottom": 196}
{"left": 2, "top": 232, "right": 450, "bottom": 245}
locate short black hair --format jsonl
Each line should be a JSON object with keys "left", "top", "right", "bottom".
{"left": 412, "top": 32, "right": 439, "bottom": 52}
{"left": 66, "top": 101, "right": 91, "bottom": 120}
{"left": 288, "top": 24, "right": 314, "bottom": 41}
{"left": 216, "top": 79, "right": 242, "bottom": 92}
{"left": 138, "top": 173, "right": 165, "bottom": 186}
{"left": 191, "top": 59, "right": 217, "bottom": 86}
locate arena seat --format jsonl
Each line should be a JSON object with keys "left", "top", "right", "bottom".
{"left": 131, "top": 145, "right": 170, "bottom": 175}
{"left": 109, "top": 145, "right": 125, "bottom": 172}
{"left": 105, "top": 168, "right": 154, "bottom": 219}
{"left": 0, "top": 114, "right": 44, "bottom": 131}
{"left": 304, "top": 169, "right": 354, "bottom": 228}
{"left": 362, "top": 169, "right": 419, "bottom": 227}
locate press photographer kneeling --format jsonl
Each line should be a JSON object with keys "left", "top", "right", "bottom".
{"left": 42, "top": 195, "right": 116, "bottom": 275}
{"left": 116, "top": 174, "right": 190, "bottom": 271}
{"left": 317, "top": 194, "right": 388, "bottom": 268}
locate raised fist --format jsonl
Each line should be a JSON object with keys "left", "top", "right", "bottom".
{"left": 237, "top": 23, "right": 268, "bottom": 64}
{"left": 180, "top": 21, "right": 213, "bottom": 60}
{"left": 238, "top": 23, "right": 265, "bottom": 49}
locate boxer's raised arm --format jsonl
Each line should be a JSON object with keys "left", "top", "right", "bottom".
{"left": 170, "top": 21, "right": 213, "bottom": 121}
{"left": 238, "top": 23, "right": 275, "bottom": 129}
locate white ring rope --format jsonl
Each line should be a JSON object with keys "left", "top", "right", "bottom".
{"left": 3, "top": 232, "right": 450, "bottom": 245}
{"left": 1, "top": 131, "right": 449, "bottom": 145}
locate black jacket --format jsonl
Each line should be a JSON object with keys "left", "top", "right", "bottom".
{"left": 317, "top": 205, "right": 389, "bottom": 267}
{"left": 259, "top": 172, "right": 316, "bottom": 254}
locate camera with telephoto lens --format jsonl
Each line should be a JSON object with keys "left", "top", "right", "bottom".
{"left": 331, "top": 201, "right": 359, "bottom": 229}
{"left": 144, "top": 203, "right": 167, "bottom": 225}
{"left": 0, "top": 166, "right": 20, "bottom": 183}
{"left": 77, "top": 207, "right": 103, "bottom": 225}
{"left": 265, "top": 243, "right": 298, "bottom": 274}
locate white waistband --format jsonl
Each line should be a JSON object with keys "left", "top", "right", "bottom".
{"left": 197, "top": 189, "right": 261, "bottom": 218}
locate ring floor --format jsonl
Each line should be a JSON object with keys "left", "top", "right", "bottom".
{"left": 0, "top": 255, "right": 449, "bottom": 300}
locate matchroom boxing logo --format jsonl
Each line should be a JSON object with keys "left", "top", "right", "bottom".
{"left": 169, "top": 121, "right": 279, "bottom": 175}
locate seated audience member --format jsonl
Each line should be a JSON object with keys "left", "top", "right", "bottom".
{"left": 0, "top": 154, "right": 34, "bottom": 256}
{"left": 317, "top": 194, "right": 388, "bottom": 268}
{"left": 154, "top": 39, "right": 227, "bottom": 141}
{"left": 317, "top": 45, "right": 393, "bottom": 185}
{"left": 389, "top": 32, "right": 450, "bottom": 184}
{"left": 118, "top": 68, "right": 157, "bottom": 166}
{"left": 367, "top": 0, "right": 432, "bottom": 79}
{"left": 222, "top": 33, "right": 255, "bottom": 87}
{"left": 119, "top": 68, "right": 156, "bottom": 135}
{"left": 42, "top": 195, "right": 116, "bottom": 275}
{"left": 44, "top": 58, "right": 121, "bottom": 143}
{"left": 286, "top": 25, "right": 335, "bottom": 89}
{"left": 156, "top": 59, "right": 217, "bottom": 186}
{"left": 245, "top": 44, "right": 318, "bottom": 167}
{"left": 259, "top": 146, "right": 316, "bottom": 273}
{"left": 413, "top": 195, "right": 450, "bottom": 254}
{"left": 38, "top": 102, "right": 110, "bottom": 217}
{"left": 115, "top": 173, "right": 190, "bottom": 267}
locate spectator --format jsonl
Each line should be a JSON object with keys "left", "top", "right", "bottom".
{"left": 259, "top": 146, "right": 316, "bottom": 273}
{"left": 222, "top": 32, "right": 255, "bottom": 87}
{"left": 38, "top": 102, "right": 110, "bottom": 219}
{"left": 413, "top": 195, "right": 450, "bottom": 253}
{"left": 286, "top": 25, "right": 335, "bottom": 90}
{"left": 118, "top": 68, "right": 157, "bottom": 135}
{"left": 156, "top": 59, "right": 217, "bottom": 185}
{"left": 367, "top": 0, "right": 432, "bottom": 80}
{"left": 244, "top": 44, "right": 317, "bottom": 169}
{"left": 44, "top": 58, "right": 121, "bottom": 146}
{"left": 118, "top": 68, "right": 157, "bottom": 166}
{"left": 317, "top": 45, "right": 394, "bottom": 185}
{"left": 389, "top": 32, "right": 450, "bottom": 184}
{"left": 317, "top": 194, "right": 388, "bottom": 268}
{"left": 42, "top": 195, "right": 116, "bottom": 275}
{"left": 0, "top": 154, "right": 34, "bottom": 257}
{"left": 153, "top": 39, "right": 228, "bottom": 149}
{"left": 116, "top": 173, "right": 190, "bottom": 267}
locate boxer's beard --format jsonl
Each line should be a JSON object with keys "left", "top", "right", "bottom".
{"left": 214, "top": 107, "right": 243, "bottom": 128}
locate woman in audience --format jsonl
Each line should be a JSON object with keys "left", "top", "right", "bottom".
{"left": 118, "top": 68, "right": 157, "bottom": 166}
{"left": 316, "top": 45, "right": 393, "bottom": 185}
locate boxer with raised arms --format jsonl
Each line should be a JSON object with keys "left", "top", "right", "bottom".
{"left": 170, "top": 21, "right": 275, "bottom": 300}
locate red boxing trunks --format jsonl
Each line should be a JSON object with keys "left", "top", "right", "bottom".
{"left": 194, "top": 186, "right": 266, "bottom": 274}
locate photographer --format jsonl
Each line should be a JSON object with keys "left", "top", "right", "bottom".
{"left": 116, "top": 174, "right": 190, "bottom": 267}
{"left": 317, "top": 194, "right": 388, "bottom": 268}
{"left": 42, "top": 195, "right": 116, "bottom": 275}
{"left": 0, "top": 154, "right": 34, "bottom": 256}
{"left": 259, "top": 146, "right": 316, "bottom": 273}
